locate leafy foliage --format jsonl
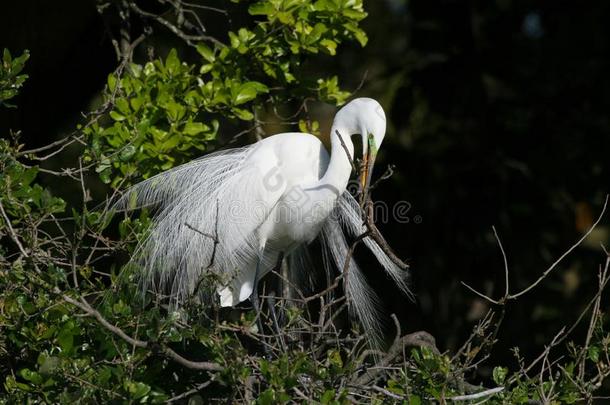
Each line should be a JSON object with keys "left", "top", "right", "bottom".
{"left": 85, "top": 0, "right": 366, "bottom": 186}
{"left": 83, "top": 51, "right": 222, "bottom": 186}
{"left": 0, "top": 148, "right": 65, "bottom": 223}
{"left": 0, "top": 49, "right": 29, "bottom": 108}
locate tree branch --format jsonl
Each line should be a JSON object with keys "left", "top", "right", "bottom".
{"left": 0, "top": 199, "right": 28, "bottom": 258}
{"left": 128, "top": 2, "right": 223, "bottom": 47}
{"left": 60, "top": 291, "right": 223, "bottom": 372}
{"left": 508, "top": 195, "right": 608, "bottom": 300}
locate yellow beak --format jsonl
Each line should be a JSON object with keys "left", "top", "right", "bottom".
{"left": 359, "top": 133, "right": 377, "bottom": 193}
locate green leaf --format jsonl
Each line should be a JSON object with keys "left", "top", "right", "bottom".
{"left": 125, "top": 380, "right": 151, "bottom": 399}
{"left": 200, "top": 64, "right": 213, "bottom": 74}
{"left": 163, "top": 101, "right": 186, "bottom": 122}
{"left": 99, "top": 168, "right": 112, "bottom": 184}
{"left": 38, "top": 355, "right": 60, "bottom": 375}
{"left": 196, "top": 44, "right": 215, "bottom": 63}
{"left": 248, "top": 2, "right": 276, "bottom": 16}
{"left": 119, "top": 145, "right": 136, "bottom": 161}
{"left": 229, "top": 32, "right": 240, "bottom": 49}
{"left": 408, "top": 395, "right": 422, "bottom": 405}
{"left": 183, "top": 122, "right": 208, "bottom": 135}
{"left": 161, "top": 135, "right": 181, "bottom": 150}
{"left": 320, "top": 39, "right": 337, "bottom": 55}
{"left": 233, "top": 108, "right": 254, "bottom": 121}
{"left": 129, "top": 63, "right": 143, "bottom": 77}
{"left": 107, "top": 74, "right": 118, "bottom": 92}
{"left": 3, "top": 48, "right": 11, "bottom": 64}
{"left": 320, "top": 390, "right": 335, "bottom": 404}
{"left": 353, "top": 29, "right": 368, "bottom": 47}
{"left": 143, "top": 61, "right": 156, "bottom": 76}
{"left": 109, "top": 111, "right": 126, "bottom": 121}
{"left": 492, "top": 366, "right": 508, "bottom": 385}
{"left": 130, "top": 96, "right": 144, "bottom": 112}
{"left": 588, "top": 346, "right": 600, "bottom": 363}
{"left": 19, "top": 368, "right": 44, "bottom": 385}
{"left": 234, "top": 86, "right": 257, "bottom": 105}
{"left": 328, "top": 349, "right": 343, "bottom": 368}
{"left": 115, "top": 97, "right": 130, "bottom": 114}
{"left": 165, "top": 49, "right": 180, "bottom": 74}
{"left": 234, "top": 81, "right": 268, "bottom": 105}
{"left": 57, "top": 328, "right": 74, "bottom": 353}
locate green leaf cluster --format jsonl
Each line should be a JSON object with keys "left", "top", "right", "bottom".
{"left": 0, "top": 144, "right": 66, "bottom": 224}
{"left": 0, "top": 49, "right": 29, "bottom": 107}
{"left": 85, "top": 0, "right": 367, "bottom": 186}
{"left": 83, "top": 50, "right": 222, "bottom": 186}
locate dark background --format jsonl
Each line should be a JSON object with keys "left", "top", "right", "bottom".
{"left": 2, "top": 0, "right": 609, "bottom": 381}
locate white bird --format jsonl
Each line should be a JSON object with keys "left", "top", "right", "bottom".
{"left": 118, "top": 97, "right": 411, "bottom": 343}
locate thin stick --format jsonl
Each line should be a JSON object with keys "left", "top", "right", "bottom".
{"left": 60, "top": 292, "right": 223, "bottom": 372}
{"left": 463, "top": 195, "right": 609, "bottom": 304}
{"left": 15, "top": 135, "right": 76, "bottom": 157}
{"left": 509, "top": 255, "right": 610, "bottom": 383}
{"left": 335, "top": 130, "right": 357, "bottom": 172}
{"left": 445, "top": 386, "right": 504, "bottom": 401}
{"left": 508, "top": 195, "right": 608, "bottom": 300}
{"left": 460, "top": 282, "right": 500, "bottom": 305}
{"left": 0, "top": 200, "right": 28, "bottom": 257}
{"left": 363, "top": 200, "right": 410, "bottom": 270}
{"left": 369, "top": 385, "right": 403, "bottom": 400}
{"left": 492, "top": 226, "right": 510, "bottom": 298}
{"left": 185, "top": 222, "right": 217, "bottom": 242}
{"left": 167, "top": 380, "right": 213, "bottom": 403}
{"left": 128, "top": 2, "right": 223, "bottom": 46}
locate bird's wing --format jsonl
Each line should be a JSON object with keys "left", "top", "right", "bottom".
{"left": 114, "top": 147, "right": 249, "bottom": 210}
{"left": 115, "top": 143, "right": 287, "bottom": 306}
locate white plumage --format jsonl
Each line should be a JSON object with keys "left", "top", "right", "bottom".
{"left": 118, "top": 97, "right": 411, "bottom": 343}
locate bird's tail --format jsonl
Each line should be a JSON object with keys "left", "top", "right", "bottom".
{"left": 315, "top": 191, "right": 412, "bottom": 346}
{"left": 319, "top": 214, "right": 384, "bottom": 346}
{"left": 336, "top": 192, "right": 413, "bottom": 300}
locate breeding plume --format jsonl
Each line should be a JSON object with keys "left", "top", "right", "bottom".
{"left": 118, "top": 97, "right": 411, "bottom": 343}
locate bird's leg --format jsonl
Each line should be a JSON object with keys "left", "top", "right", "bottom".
{"left": 251, "top": 255, "right": 275, "bottom": 357}
{"left": 266, "top": 252, "right": 286, "bottom": 350}
{"left": 251, "top": 256, "right": 265, "bottom": 333}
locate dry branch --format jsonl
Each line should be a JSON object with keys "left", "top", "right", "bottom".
{"left": 59, "top": 291, "right": 223, "bottom": 372}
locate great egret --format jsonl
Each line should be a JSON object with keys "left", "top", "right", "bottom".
{"left": 118, "top": 97, "right": 411, "bottom": 343}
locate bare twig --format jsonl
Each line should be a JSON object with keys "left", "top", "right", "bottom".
{"left": 460, "top": 281, "right": 500, "bottom": 305}
{"left": 174, "top": 1, "right": 228, "bottom": 15}
{"left": 15, "top": 135, "right": 77, "bottom": 159}
{"left": 128, "top": 2, "right": 223, "bottom": 47}
{"left": 60, "top": 291, "right": 223, "bottom": 372}
{"left": 363, "top": 200, "right": 410, "bottom": 270}
{"left": 0, "top": 200, "right": 28, "bottom": 258}
{"left": 369, "top": 164, "right": 395, "bottom": 190}
{"left": 335, "top": 130, "right": 357, "bottom": 172}
{"left": 369, "top": 385, "right": 403, "bottom": 400}
{"left": 445, "top": 386, "right": 504, "bottom": 401}
{"left": 167, "top": 380, "right": 213, "bottom": 403}
{"left": 508, "top": 195, "right": 608, "bottom": 300}
{"left": 492, "top": 226, "right": 510, "bottom": 298}
{"left": 353, "top": 314, "right": 438, "bottom": 386}
{"left": 462, "top": 195, "right": 609, "bottom": 304}
{"left": 185, "top": 222, "right": 218, "bottom": 242}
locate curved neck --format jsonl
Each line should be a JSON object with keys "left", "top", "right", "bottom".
{"left": 319, "top": 125, "right": 354, "bottom": 194}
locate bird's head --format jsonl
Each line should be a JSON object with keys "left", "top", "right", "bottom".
{"left": 333, "top": 97, "right": 387, "bottom": 191}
